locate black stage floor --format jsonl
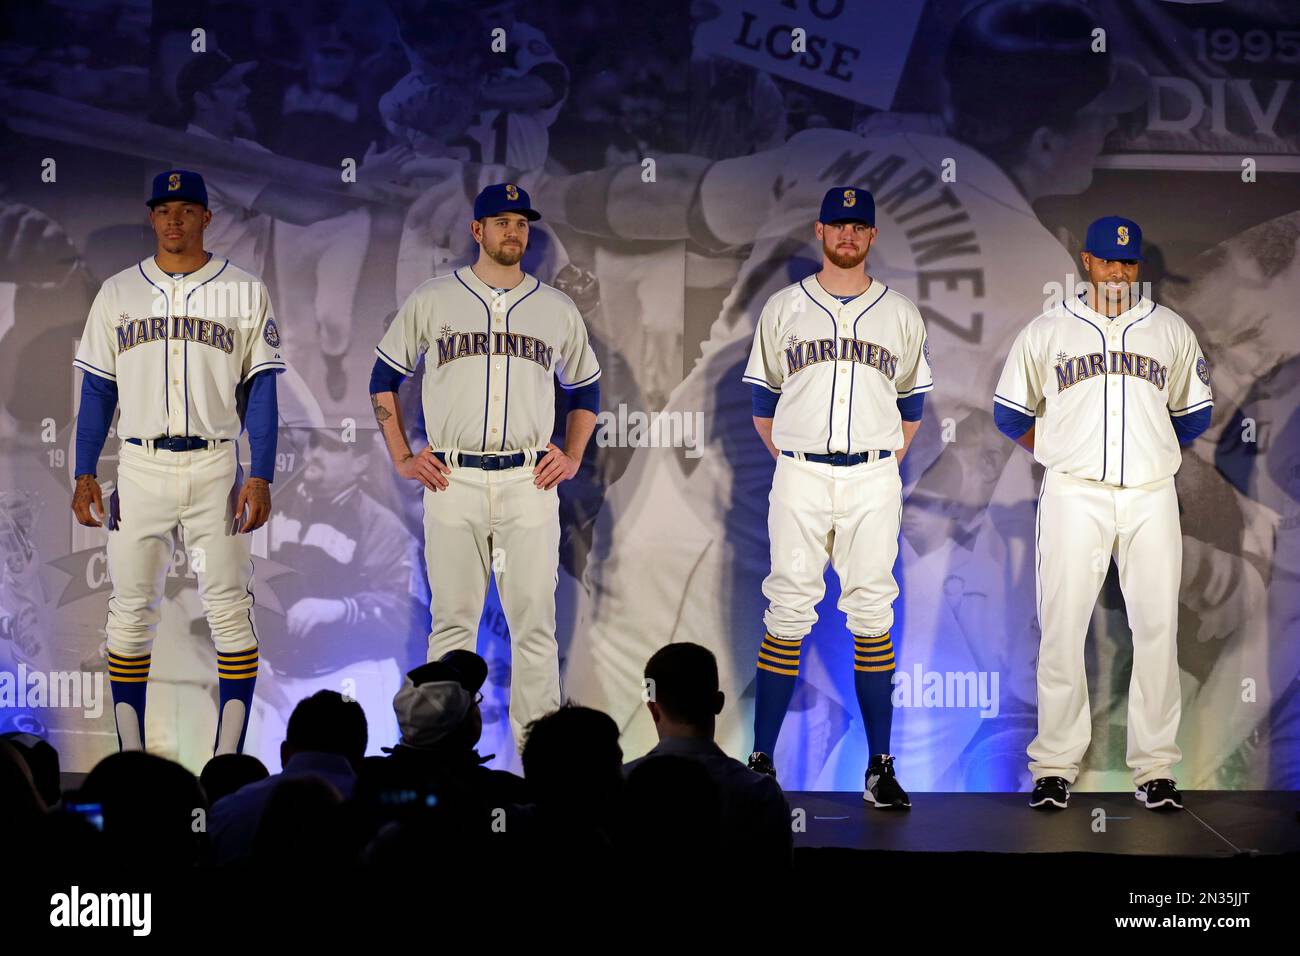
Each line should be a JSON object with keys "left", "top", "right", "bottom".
{"left": 59, "top": 770, "right": 1298, "bottom": 857}
{"left": 787, "top": 790, "right": 1300, "bottom": 856}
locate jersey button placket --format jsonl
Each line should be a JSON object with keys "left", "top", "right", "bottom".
{"left": 168, "top": 283, "right": 187, "bottom": 435}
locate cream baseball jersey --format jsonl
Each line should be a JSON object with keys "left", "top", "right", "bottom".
{"left": 993, "top": 292, "right": 1213, "bottom": 487}
{"left": 73, "top": 254, "right": 286, "bottom": 439}
{"left": 374, "top": 265, "right": 600, "bottom": 451}
{"left": 743, "top": 277, "right": 933, "bottom": 454}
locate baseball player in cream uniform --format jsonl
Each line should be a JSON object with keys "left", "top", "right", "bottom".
{"left": 744, "top": 187, "right": 932, "bottom": 808}
{"left": 71, "top": 170, "right": 285, "bottom": 757}
{"left": 994, "top": 216, "right": 1213, "bottom": 811}
{"left": 369, "top": 183, "right": 600, "bottom": 749}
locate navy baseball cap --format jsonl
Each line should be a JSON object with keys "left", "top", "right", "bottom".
{"left": 474, "top": 183, "right": 541, "bottom": 221}
{"left": 147, "top": 169, "right": 208, "bottom": 208}
{"left": 819, "top": 186, "right": 874, "bottom": 226}
{"left": 1084, "top": 215, "right": 1143, "bottom": 261}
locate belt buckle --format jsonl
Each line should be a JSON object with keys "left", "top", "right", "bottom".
{"left": 480, "top": 453, "right": 501, "bottom": 470}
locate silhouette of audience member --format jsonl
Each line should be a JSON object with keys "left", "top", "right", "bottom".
{"left": 200, "top": 753, "right": 270, "bottom": 804}
{"left": 622, "top": 755, "right": 723, "bottom": 871}
{"left": 626, "top": 643, "right": 793, "bottom": 869}
{"left": 2, "top": 731, "right": 60, "bottom": 808}
{"left": 359, "top": 651, "right": 529, "bottom": 866}
{"left": 520, "top": 705, "right": 625, "bottom": 864}
{"left": 208, "top": 690, "right": 366, "bottom": 864}
{"left": 252, "top": 774, "right": 346, "bottom": 868}
{"left": 77, "top": 751, "right": 209, "bottom": 866}
{"left": 0, "top": 737, "right": 46, "bottom": 827}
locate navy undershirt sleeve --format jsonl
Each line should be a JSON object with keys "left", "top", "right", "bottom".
{"left": 897, "top": 393, "right": 924, "bottom": 422}
{"left": 244, "top": 370, "right": 280, "bottom": 482}
{"left": 751, "top": 384, "right": 779, "bottom": 418}
{"left": 993, "top": 402, "right": 1035, "bottom": 440}
{"left": 1171, "top": 406, "right": 1211, "bottom": 446}
{"left": 568, "top": 379, "right": 600, "bottom": 414}
{"left": 369, "top": 356, "right": 406, "bottom": 395}
{"left": 75, "top": 373, "right": 118, "bottom": 477}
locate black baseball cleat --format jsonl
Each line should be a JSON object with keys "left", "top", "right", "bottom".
{"left": 1029, "top": 776, "right": 1070, "bottom": 810}
{"left": 747, "top": 751, "right": 777, "bottom": 780}
{"left": 1136, "top": 778, "right": 1184, "bottom": 811}
{"left": 863, "top": 754, "right": 911, "bottom": 810}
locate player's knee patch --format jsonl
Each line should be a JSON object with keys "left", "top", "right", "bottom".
{"left": 853, "top": 631, "right": 895, "bottom": 672}
{"left": 756, "top": 632, "right": 802, "bottom": 676}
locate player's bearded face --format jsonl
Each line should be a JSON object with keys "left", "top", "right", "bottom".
{"left": 821, "top": 223, "right": 872, "bottom": 269}
{"left": 479, "top": 215, "right": 528, "bottom": 266}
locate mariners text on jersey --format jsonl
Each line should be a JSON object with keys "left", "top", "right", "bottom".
{"left": 435, "top": 329, "right": 556, "bottom": 372}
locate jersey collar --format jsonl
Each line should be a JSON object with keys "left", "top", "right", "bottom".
{"left": 458, "top": 265, "right": 537, "bottom": 312}
{"left": 140, "top": 252, "right": 226, "bottom": 288}
{"left": 1067, "top": 288, "right": 1152, "bottom": 327}
{"left": 803, "top": 274, "right": 887, "bottom": 318}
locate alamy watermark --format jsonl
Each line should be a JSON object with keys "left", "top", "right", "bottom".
{"left": 891, "top": 665, "right": 999, "bottom": 718}
{"left": 594, "top": 403, "right": 704, "bottom": 458}
{"left": 0, "top": 665, "right": 104, "bottom": 718}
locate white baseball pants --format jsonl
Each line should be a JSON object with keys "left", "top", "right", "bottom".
{"left": 762, "top": 453, "right": 902, "bottom": 640}
{"left": 1028, "top": 469, "right": 1183, "bottom": 786}
{"left": 106, "top": 440, "right": 257, "bottom": 658}
{"left": 422, "top": 458, "right": 561, "bottom": 750}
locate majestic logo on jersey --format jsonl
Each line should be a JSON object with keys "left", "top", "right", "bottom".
{"left": 1116, "top": 225, "right": 1130, "bottom": 246}
{"left": 1196, "top": 357, "right": 1210, "bottom": 385}
{"left": 784, "top": 336, "right": 898, "bottom": 380}
{"left": 1054, "top": 350, "right": 1168, "bottom": 393}
{"left": 923, "top": 338, "right": 932, "bottom": 367}
{"left": 263, "top": 317, "right": 281, "bottom": 348}
{"left": 435, "top": 329, "right": 554, "bottom": 371}
{"left": 168, "top": 173, "right": 181, "bottom": 192}
{"left": 505, "top": 184, "right": 519, "bottom": 200}
{"left": 842, "top": 189, "right": 856, "bottom": 207}
{"left": 115, "top": 315, "right": 237, "bottom": 355}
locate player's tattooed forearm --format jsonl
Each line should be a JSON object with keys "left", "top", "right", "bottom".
{"left": 371, "top": 394, "right": 393, "bottom": 425}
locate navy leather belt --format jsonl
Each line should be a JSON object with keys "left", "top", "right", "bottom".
{"left": 127, "top": 437, "right": 230, "bottom": 452}
{"left": 434, "top": 450, "right": 547, "bottom": 470}
{"left": 782, "top": 449, "right": 892, "bottom": 466}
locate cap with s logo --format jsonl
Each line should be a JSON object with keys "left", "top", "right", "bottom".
{"left": 818, "top": 186, "right": 875, "bottom": 226}
{"left": 147, "top": 169, "right": 209, "bottom": 208}
{"left": 1084, "top": 215, "right": 1144, "bottom": 261}
{"left": 473, "top": 182, "right": 542, "bottom": 221}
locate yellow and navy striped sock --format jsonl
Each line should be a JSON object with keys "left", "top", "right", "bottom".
{"left": 107, "top": 649, "right": 150, "bottom": 750}
{"left": 215, "top": 646, "right": 258, "bottom": 755}
{"left": 852, "top": 632, "right": 895, "bottom": 757}
{"left": 753, "top": 633, "right": 801, "bottom": 755}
